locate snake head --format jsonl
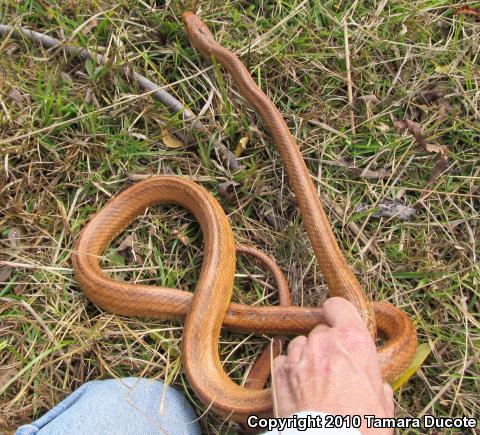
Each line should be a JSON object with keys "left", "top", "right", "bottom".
{"left": 182, "top": 11, "right": 217, "bottom": 56}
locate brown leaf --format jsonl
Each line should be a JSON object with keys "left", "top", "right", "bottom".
{"left": 218, "top": 181, "right": 240, "bottom": 199}
{"left": 15, "top": 112, "right": 30, "bottom": 126}
{"left": 394, "top": 119, "right": 449, "bottom": 157}
{"left": 426, "top": 157, "right": 449, "bottom": 188}
{"left": 394, "top": 119, "right": 427, "bottom": 146}
{"left": 414, "top": 86, "right": 452, "bottom": 120}
{"left": 172, "top": 230, "right": 190, "bottom": 246}
{"left": 337, "top": 159, "right": 391, "bottom": 179}
{"left": 117, "top": 235, "right": 135, "bottom": 254}
{"left": 416, "top": 86, "right": 447, "bottom": 104}
{"left": 456, "top": 5, "right": 480, "bottom": 16}
{"left": 116, "top": 235, "right": 142, "bottom": 264}
{"left": 7, "top": 226, "right": 21, "bottom": 248}
{"left": 0, "top": 366, "right": 18, "bottom": 389}
{"left": 84, "top": 87, "right": 100, "bottom": 108}
{"left": 260, "top": 204, "right": 284, "bottom": 231}
{"left": 161, "top": 129, "right": 184, "bottom": 149}
{"left": 0, "top": 266, "right": 13, "bottom": 282}
{"left": 359, "top": 94, "right": 380, "bottom": 105}
{"left": 14, "top": 283, "right": 27, "bottom": 295}
{"left": 6, "top": 43, "right": 19, "bottom": 56}
{"left": 128, "top": 173, "right": 152, "bottom": 181}
{"left": 8, "top": 88, "right": 29, "bottom": 107}
{"left": 436, "top": 98, "right": 452, "bottom": 120}
{"left": 82, "top": 18, "right": 99, "bottom": 35}
{"left": 425, "top": 143, "right": 449, "bottom": 156}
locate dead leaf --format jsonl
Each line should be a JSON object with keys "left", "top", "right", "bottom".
{"left": 416, "top": 86, "right": 447, "bottom": 104}
{"left": 359, "top": 94, "right": 380, "bottom": 105}
{"left": 216, "top": 142, "right": 240, "bottom": 171}
{"left": 82, "top": 18, "right": 99, "bottom": 35}
{"left": 395, "top": 119, "right": 449, "bottom": 157}
{"left": 161, "top": 129, "right": 184, "bottom": 149}
{"left": 420, "top": 158, "right": 450, "bottom": 201}
{"left": 7, "top": 226, "right": 21, "bottom": 248}
{"left": 117, "top": 235, "right": 134, "bottom": 253}
{"left": 249, "top": 125, "right": 267, "bottom": 139}
{"left": 425, "top": 143, "right": 449, "bottom": 156}
{"left": 116, "top": 235, "right": 142, "bottom": 265}
{"left": 427, "top": 158, "right": 449, "bottom": 187}
{"left": 15, "top": 112, "right": 29, "bottom": 126}
{"left": 130, "top": 132, "right": 147, "bottom": 141}
{"left": 0, "top": 266, "right": 13, "bottom": 282}
{"left": 358, "top": 200, "right": 416, "bottom": 221}
{"left": 376, "top": 122, "right": 390, "bottom": 132}
{"left": 14, "top": 283, "right": 27, "bottom": 295}
{"left": 61, "top": 72, "right": 73, "bottom": 84}
{"left": 6, "top": 44, "right": 19, "bottom": 56}
{"left": 326, "top": 159, "right": 391, "bottom": 179}
{"left": 260, "top": 204, "right": 284, "bottom": 231}
{"left": 374, "top": 200, "right": 416, "bottom": 220}
{"left": 128, "top": 173, "right": 152, "bottom": 181}
{"left": 456, "top": 5, "right": 480, "bottom": 16}
{"left": 0, "top": 366, "right": 18, "bottom": 389}
{"left": 414, "top": 85, "right": 452, "bottom": 120}
{"left": 56, "top": 200, "right": 70, "bottom": 233}
{"left": 343, "top": 159, "right": 391, "bottom": 179}
{"left": 84, "top": 87, "right": 100, "bottom": 108}
{"left": 234, "top": 136, "right": 249, "bottom": 157}
{"left": 218, "top": 181, "right": 240, "bottom": 199}
{"left": 394, "top": 119, "right": 427, "bottom": 146}
{"left": 172, "top": 230, "right": 190, "bottom": 246}
{"left": 8, "top": 88, "right": 29, "bottom": 107}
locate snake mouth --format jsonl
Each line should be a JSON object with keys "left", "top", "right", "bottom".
{"left": 182, "top": 11, "right": 216, "bottom": 53}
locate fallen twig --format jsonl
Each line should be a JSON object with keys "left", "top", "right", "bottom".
{"left": 322, "top": 159, "right": 391, "bottom": 179}
{"left": 0, "top": 23, "right": 240, "bottom": 170}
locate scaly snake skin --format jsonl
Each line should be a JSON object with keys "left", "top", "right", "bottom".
{"left": 72, "top": 12, "right": 417, "bottom": 422}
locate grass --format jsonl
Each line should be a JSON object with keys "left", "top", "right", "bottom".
{"left": 1, "top": 0, "right": 479, "bottom": 433}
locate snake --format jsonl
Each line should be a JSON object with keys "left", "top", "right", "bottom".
{"left": 72, "top": 12, "right": 417, "bottom": 422}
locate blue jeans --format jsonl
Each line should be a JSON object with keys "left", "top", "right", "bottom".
{"left": 15, "top": 378, "right": 201, "bottom": 435}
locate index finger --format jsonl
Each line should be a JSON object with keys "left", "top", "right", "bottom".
{"left": 322, "top": 297, "right": 368, "bottom": 330}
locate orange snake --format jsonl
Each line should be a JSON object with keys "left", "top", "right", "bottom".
{"left": 72, "top": 12, "right": 417, "bottom": 422}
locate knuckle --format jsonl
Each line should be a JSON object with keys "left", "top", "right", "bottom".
{"left": 287, "top": 335, "right": 306, "bottom": 352}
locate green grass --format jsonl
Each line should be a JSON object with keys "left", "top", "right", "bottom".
{"left": 1, "top": 0, "right": 479, "bottom": 433}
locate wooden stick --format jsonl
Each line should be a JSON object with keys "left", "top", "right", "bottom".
{"left": 0, "top": 24, "right": 239, "bottom": 169}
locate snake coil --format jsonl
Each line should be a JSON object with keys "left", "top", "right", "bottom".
{"left": 73, "top": 12, "right": 417, "bottom": 422}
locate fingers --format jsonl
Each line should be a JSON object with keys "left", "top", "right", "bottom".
{"left": 286, "top": 336, "right": 307, "bottom": 366}
{"left": 383, "top": 383, "right": 395, "bottom": 415}
{"left": 322, "top": 297, "right": 366, "bottom": 329}
{"left": 271, "top": 297, "right": 394, "bottom": 422}
{"left": 272, "top": 355, "right": 294, "bottom": 417}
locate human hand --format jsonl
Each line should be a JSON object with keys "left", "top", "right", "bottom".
{"left": 272, "top": 297, "right": 394, "bottom": 434}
